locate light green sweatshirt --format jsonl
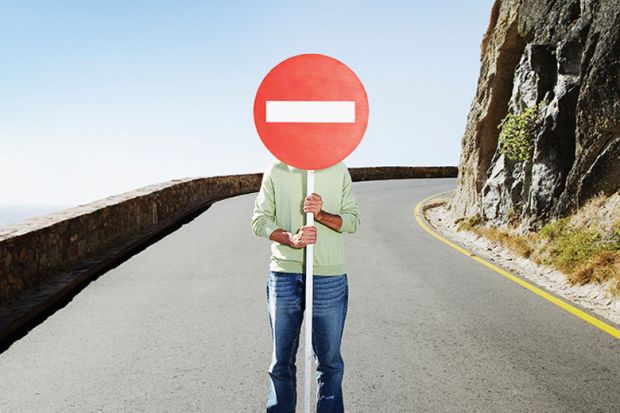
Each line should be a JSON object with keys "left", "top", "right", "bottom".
{"left": 251, "top": 160, "right": 360, "bottom": 276}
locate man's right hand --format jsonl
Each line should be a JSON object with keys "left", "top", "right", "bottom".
{"left": 289, "top": 225, "right": 317, "bottom": 248}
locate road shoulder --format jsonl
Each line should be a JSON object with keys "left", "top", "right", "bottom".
{"left": 417, "top": 194, "right": 620, "bottom": 337}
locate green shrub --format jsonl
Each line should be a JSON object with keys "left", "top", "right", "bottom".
{"left": 497, "top": 101, "right": 545, "bottom": 161}
{"left": 540, "top": 217, "right": 569, "bottom": 240}
{"left": 553, "top": 229, "right": 603, "bottom": 271}
{"left": 506, "top": 207, "right": 522, "bottom": 226}
{"left": 456, "top": 214, "right": 482, "bottom": 231}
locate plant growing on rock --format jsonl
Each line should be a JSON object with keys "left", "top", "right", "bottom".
{"left": 506, "top": 207, "right": 522, "bottom": 227}
{"left": 497, "top": 101, "right": 545, "bottom": 161}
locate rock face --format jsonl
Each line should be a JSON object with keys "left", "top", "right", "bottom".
{"left": 449, "top": 0, "right": 620, "bottom": 230}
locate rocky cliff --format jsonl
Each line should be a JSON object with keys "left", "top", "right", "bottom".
{"left": 449, "top": 0, "right": 620, "bottom": 229}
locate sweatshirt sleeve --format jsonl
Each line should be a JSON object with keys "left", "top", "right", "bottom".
{"left": 251, "top": 167, "right": 280, "bottom": 239}
{"left": 338, "top": 167, "right": 360, "bottom": 233}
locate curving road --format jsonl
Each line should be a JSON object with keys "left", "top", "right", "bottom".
{"left": 1, "top": 178, "right": 619, "bottom": 412}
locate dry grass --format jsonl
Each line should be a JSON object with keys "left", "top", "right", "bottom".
{"left": 455, "top": 192, "right": 620, "bottom": 296}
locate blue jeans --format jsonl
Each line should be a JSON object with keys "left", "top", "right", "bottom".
{"left": 265, "top": 271, "right": 348, "bottom": 413}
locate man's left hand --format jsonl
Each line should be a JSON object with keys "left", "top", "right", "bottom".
{"left": 303, "top": 193, "right": 323, "bottom": 219}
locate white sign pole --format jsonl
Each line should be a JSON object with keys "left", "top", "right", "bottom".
{"left": 304, "top": 169, "right": 315, "bottom": 413}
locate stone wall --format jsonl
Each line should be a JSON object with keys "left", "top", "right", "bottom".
{"left": 350, "top": 166, "right": 457, "bottom": 181}
{"left": 0, "top": 166, "right": 457, "bottom": 304}
{"left": 0, "top": 174, "right": 262, "bottom": 304}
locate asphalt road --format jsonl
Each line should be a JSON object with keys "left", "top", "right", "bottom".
{"left": 1, "top": 178, "right": 619, "bottom": 412}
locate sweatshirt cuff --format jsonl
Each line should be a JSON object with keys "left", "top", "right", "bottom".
{"left": 263, "top": 221, "right": 280, "bottom": 239}
{"left": 339, "top": 213, "right": 357, "bottom": 233}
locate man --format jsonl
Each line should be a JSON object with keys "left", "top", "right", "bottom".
{"left": 251, "top": 159, "right": 360, "bottom": 413}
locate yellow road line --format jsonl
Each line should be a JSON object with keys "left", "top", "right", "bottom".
{"left": 414, "top": 192, "right": 620, "bottom": 340}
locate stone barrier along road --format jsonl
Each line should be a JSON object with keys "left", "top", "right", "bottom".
{"left": 0, "top": 173, "right": 262, "bottom": 304}
{"left": 0, "top": 166, "right": 456, "bottom": 345}
{"left": 0, "top": 166, "right": 456, "bottom": 304}
{"left": 349, "top": 166, "right": 457, "bottom": 181}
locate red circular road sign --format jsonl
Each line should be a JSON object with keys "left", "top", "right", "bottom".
{"left": 254, "top": 54, "right": 369, "bottom": 170}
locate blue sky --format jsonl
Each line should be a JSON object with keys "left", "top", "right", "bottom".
{"left": 0, "top": 0, "right": 493, "bottom": 205}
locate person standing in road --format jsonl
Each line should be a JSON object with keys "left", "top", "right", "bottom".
{"left": 251, "top": 159, "right": 361, "bottom": 413}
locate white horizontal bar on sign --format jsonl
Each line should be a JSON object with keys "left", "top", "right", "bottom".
{"left": 266, "top": 101, "right": 356, "bottom": 123}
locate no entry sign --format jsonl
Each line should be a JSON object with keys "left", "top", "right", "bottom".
{"left": 253, "top": 54, "right": 369, "bottom": 170}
